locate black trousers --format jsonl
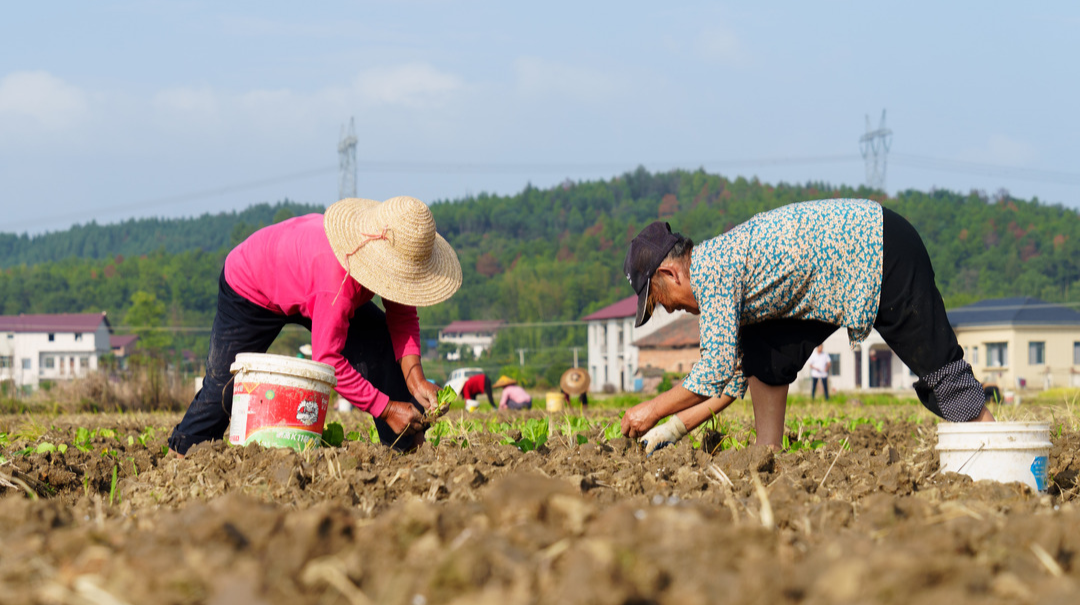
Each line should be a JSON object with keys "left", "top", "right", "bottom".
{"left": 811, "top": 377, "right": 829, "bottom": 400}
{"left": 167, "top": 271, "right": 421, "bottom": 455}
{"left": 740, "top": 208, "right": 984, "bottom": 422}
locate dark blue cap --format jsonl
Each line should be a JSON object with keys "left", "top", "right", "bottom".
{"left": 623, "top": 221, "right": 678, "bottom": 327}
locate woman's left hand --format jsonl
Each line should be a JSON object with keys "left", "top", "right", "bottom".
{"left": 401, "top": 354, "right": 438, "bottom": 411}
{"left": 409, "top": 378, "right": 439, "bottom": 411}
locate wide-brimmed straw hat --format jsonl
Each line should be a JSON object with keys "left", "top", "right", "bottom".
{"left": 492, "top": 375, "right": 517, "bottom": 388}
{"left": 560, "top": 368, "right": 590, "bottom": 396}
{"left": 325, "top": 196, "right": 462, "bottom": 307}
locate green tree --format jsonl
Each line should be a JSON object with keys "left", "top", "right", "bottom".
{"left": 124, "top": 291, "right": 173, "bottom": 354}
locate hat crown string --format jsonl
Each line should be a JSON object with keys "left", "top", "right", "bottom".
{"left": 332, "top": 225, "right": 394, "bottom": 305}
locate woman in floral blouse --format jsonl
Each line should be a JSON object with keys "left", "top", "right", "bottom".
{"left": 620, "top": 198, "right": 994, "bottom": 453}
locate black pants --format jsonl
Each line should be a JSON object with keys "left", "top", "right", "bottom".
{"left": 811, "top": 377, "right": 829, "bottom": 400}
{"left": 167, "top": 271, "right": 421, "bottom": 455}
{"left": 740, "top": 208, "right": 984, "bottom": 422}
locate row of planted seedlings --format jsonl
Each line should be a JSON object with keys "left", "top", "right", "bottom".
{"left": 320, "top": 407, "right": 899, "bottom": 455}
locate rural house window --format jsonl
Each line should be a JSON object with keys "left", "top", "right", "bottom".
{"left": 21, "top": 358, "right": 30, "bottom": 370}
{"left": 987, "top": 343, "right": 1008, "bottom": 368}
{"left": 74, "top": 333, "right": 83, "bottom": 341}
{"left": 80, "top": 357, "right": 89, "bottom": 369}
{"left": 828, "top": 354, "right": 841, "bottom": 376}
{"left": 1074, "top": 342, "right": 1080, "bottom": 365}
{"left": 48, "top": 333, "right": 55, "bottom": 342}
{"left": 43, "top": 356, "right": 55, "bottom": 369}
{"left": 1028, "top": 342, "right": 1045, "bottom": 366}
{"left": 971, "top": 346, "right": 979, "bottom": 366}
{"left": 0, "top": 356, "right": 11, "bottom": 369}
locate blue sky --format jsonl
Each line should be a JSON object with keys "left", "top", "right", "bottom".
{"left": 3, "top": 1, "right": 1079, "bottom": 234}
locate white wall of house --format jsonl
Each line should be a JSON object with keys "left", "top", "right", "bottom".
{"left": 438, "top": 331, "right": 497, "bottom": 358}
{"left": 792, "top": 328, "right": 916, "bottom": 394}
{"left": 0, "top": 324, "right": 110, "bottom": 389}
{"left": 587, "top": 307, "right": 685, "bottom": 392}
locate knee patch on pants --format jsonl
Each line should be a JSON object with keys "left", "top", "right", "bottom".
{"left": 913, "top": 359, "right": 984, "bottom": 422}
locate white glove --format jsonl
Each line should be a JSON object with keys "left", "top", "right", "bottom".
{"left": 639, "top": 416, "right": 688, "bottom": 456}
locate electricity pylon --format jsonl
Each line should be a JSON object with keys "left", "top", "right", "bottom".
{"left": 338, "top": 117, "right": 357, "bottom": 199}
{"left": 859, "top": 110, "right": 892, "bottom": 191}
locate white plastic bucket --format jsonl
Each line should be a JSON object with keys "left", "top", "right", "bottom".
{"left": 936, "top": 422, "right": 1051, "bottom": 492}
{"left": 228, "top": 353, "right": 337, "bottom": 451}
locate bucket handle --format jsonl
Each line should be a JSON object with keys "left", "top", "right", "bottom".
{"left": 220, "top": 375, "right": 235, "bottom": 416}
{"left": 954, "top": 440, "right": 987, "bottom": 475}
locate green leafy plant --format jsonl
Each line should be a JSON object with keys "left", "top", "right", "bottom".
{"left": 108, "top": 465, "right": 119, "bottom": 506}
{"left": 501, "top": 417, "right": 549, "bottom": 452}
{"left": 425, "top": 385, "right": 458, "bottom": 421}
{"left": 73, "top": 427, "right": 93, "bottom": 452}
{"left": 322, "top": 421, "right": 345, "bottom": 447}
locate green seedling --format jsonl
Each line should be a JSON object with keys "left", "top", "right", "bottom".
{"left": 108, "top": 465, "right": 119, "bottom": 506}
{"left": 425, "top": 385, "right": 458, "bottom": 421}
{"left": 602, "top": 422, "right": 622, "bottom": 442}
{"left": 345, "top": 430, "right": 361, "bottom": 442}
{"left": 322, "top": 421, "right": 345, "bottom": 447}
{"left": 73, "top": 427, "right": 93, "bottom": 452}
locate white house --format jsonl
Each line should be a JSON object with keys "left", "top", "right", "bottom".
{"left": 438, "top": 320, "right": 505, "bottom": 359}
{"left": 792, "top": 328, "right": 917, "bottom": 394}
{"left": 0, "top": 313, "right": 112, "bottom": 389}
{"left": 582, "top": 295, "right": 686, "bottom": 392}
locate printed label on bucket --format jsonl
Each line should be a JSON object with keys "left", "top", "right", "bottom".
{"left": 1031, "top": 456, "right": 1048, "bottom": 492}
{"left": 229, "top": 381, "right": 329, "bottom": 450}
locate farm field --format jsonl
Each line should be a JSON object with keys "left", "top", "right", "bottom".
{"left": 1, "top": 399, "right": 1080, "bottom": 605}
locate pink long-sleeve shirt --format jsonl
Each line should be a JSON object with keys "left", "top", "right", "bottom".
{"left": 223, "top": 214, "right": 421, "bottom": 418}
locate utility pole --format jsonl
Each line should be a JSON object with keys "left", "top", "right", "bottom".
{"left": 338, "top": 117, "right": 357, "bottom": 199}
{"left": 517, "top": 348, "right": 526, "bottom": 367}
{"left": 571, "top": 347, "right": 581, "bottom": 368}
{"left": 859, "top": 109, "right": 892, "bottom": 191}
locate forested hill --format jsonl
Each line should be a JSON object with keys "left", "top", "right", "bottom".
{"left": 2, "top": 167, "right": 1079, "bottom": 337}
{"left": 426, "top": 168, "right": 1080, "bottom": 325}
{"left": 0, "top": 200, "right": 324, "bottom": 268}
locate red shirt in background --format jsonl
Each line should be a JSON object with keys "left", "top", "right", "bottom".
{"left": 461, "top": 374, "right": 489, "bottom": 400}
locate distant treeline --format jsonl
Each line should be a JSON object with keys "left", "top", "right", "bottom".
{"left": 0, "top": 200, "right": 324, "bottom": 268}
{"left": 2, "top": 168, "right": 1079, "bottom": 370}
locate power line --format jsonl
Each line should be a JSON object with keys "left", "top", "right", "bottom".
{"left": 12, "top": 152, "right": 1080, "bottom": 233}
{"left": 891, "top": 153, "right": 1080, "bottom": 187}
{"left": 6, "top": 166, "right": 338, "bottom": 232}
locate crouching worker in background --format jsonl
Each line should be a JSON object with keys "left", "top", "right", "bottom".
{"left": 620, "top": 199, "right": 995, "bottom": 454}
{"left": 494, "top": 376, "right": 532, "bottom": 410}
{"left": 168, "top": 196, "right": 462, "bottom": 456}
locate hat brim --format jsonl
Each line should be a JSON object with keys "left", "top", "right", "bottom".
{"left": 634, "top": 279, "right": 652, "bottom": 328}
{"left": 492, "top": 376, "right": 517, "bottom": 388}
{"left": 560, "top": 368, "right": 591, "bottom": 396}
{"left": 324, "top": 198, "right": 463, "bottom": 307}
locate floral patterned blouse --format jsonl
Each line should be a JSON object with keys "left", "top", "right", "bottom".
{"left": 681, "top": 199, "right": 884, "bottom": 399}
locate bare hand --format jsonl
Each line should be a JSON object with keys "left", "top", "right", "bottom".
{"left": 621, "top": 401, "right": 659, "bottom": 439}
{"left": 409, "top": 379, "right": 439, "bottom": 411}
{"left": 380, "top": 400, "right": 425, "bottom": 435}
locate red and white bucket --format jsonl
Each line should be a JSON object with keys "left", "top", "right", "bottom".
{"left": 228, "top": 353, "right": 337, "bottom": 451}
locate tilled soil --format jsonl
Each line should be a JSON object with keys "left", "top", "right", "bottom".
{"left": 1, "top": 405, "right": 1079, "bottom": 604}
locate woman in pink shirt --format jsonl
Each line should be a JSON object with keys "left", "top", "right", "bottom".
{"left": 168, "top": 197, "right": 462, "bottom": 456}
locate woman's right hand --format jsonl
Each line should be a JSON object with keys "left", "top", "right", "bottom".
{"left": 380, "top": 400, "right": 425, "bottom": 435}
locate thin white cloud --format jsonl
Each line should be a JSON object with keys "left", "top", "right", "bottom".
{"left": 960, "top": 134, "right": 1038, "bottom": 166}
{"left": 695, "top": 25, "right": 746, "bottom": 66}
{"left": 0, "top": 71, "right": 89, "bottom": 129}
{"left": 514, "top": 57, "right": 621, "bottom": 104}
{"left": 153, "top": 86, "right": 219, "bottom": 116}
{"left": 351, "top": 63, "right": 465, "bottom": 108}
